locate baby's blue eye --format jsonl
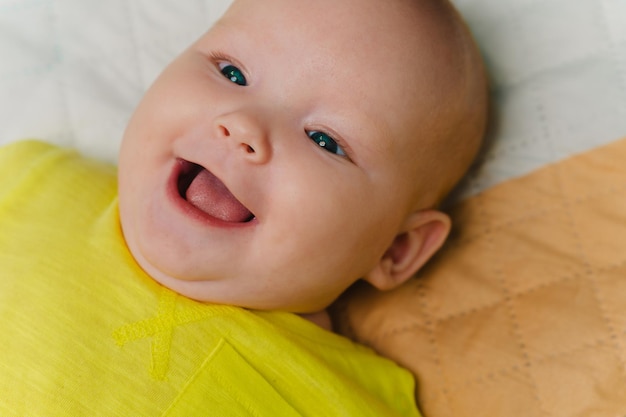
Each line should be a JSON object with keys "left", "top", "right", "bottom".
{"left": 220, "top": 64, "right": 247, "bottom": 86}
{"left": 307, "top": 131, "right": 346, "bottom": 157}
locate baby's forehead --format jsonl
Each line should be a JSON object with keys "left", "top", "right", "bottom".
{"left": 222, "top": 0, "right": 442, "bottom": 56}
{"left": 218, "top": 0, "right": 452, "bottom": 113}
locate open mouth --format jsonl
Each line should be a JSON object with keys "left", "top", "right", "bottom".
{"left": 176, "top": 160, "right": 255, "bottom": 223}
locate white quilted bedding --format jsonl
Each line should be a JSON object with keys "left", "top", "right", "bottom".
{"left": 0, "top": 0, "right": 625, "bottom": 197}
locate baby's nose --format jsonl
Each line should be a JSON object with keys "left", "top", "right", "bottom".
{"left": 215, "top": 112, "right": 271, "bottom": 164}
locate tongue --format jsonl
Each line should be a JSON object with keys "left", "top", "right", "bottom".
{"left": 186, "top": 169, "right": 252, "bottom": 222}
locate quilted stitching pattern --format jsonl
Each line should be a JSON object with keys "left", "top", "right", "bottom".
{"left": 334, "top": 137, "right": 626, "bottom": 417}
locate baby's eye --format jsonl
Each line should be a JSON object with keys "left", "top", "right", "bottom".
{"left": 220, "top": 64, "right": 247, "bottom": 86}
{"left": 307, "top": 131, "right": 346, "bottom": 157}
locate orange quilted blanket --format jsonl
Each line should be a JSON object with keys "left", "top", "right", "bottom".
{"left": 334, "top": 136, "right": 626, "bottom": 417}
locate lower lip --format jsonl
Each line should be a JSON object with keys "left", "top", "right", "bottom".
{"left": 166, "top": 159, "right": 257, "bottom": 229}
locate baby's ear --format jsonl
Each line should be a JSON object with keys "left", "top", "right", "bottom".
{"left": 364, "top": 210, "right": 451, "bottom": 291}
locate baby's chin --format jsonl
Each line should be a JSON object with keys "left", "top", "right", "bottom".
{"left": 118, "top": 196, "right": 342, "bottom": 313}
{"left": 131, "top": 252, "right": 334, "bottom": 313}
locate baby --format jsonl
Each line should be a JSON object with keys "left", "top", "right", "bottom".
{"left": 0, "top": 0, "right": 487, "bottom": 415}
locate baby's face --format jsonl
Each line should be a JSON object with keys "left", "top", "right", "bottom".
{"left": 118, "top": 0, "right": 444, "bottom": 312}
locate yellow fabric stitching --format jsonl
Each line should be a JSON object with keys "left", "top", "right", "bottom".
{"left": 112, "top": 287, "right": 216, "bottom": 380}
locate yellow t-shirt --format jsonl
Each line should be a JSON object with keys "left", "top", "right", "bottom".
{"left": 0, "top": 140, "right": 420, "bottom": 416}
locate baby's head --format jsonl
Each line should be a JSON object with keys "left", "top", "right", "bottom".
{"left": 118, "top": 0, "right": 488, "bottom": 312}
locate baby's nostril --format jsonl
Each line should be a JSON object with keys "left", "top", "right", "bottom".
{"left": 220, "top": 125, "right": 230, "bottom": 137}
{"left": 246, "top": 145, "right": 255, "bottom": 154}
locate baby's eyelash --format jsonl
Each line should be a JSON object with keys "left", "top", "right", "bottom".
{"left": 207, "top": 51, "right": 248, "bottom": 77}
{"left": 207, "top": 50, "right": 232, "bottom": 65}
{"left": 307, "top": 129, "right": 353, "bottom": 161}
